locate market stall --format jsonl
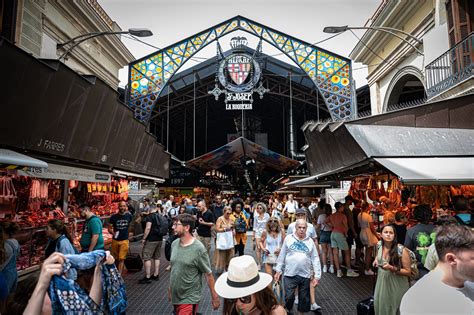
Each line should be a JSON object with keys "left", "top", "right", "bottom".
{"left": 0, "top": 163, "right": 130, "bottom": 274}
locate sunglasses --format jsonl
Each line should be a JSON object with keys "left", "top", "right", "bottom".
{"left": 229, "top": 295, "right": 252, "bottom": 304}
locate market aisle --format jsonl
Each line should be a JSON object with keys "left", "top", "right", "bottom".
{"left": 123, "top": 235, "right": 373, "bottom": 314}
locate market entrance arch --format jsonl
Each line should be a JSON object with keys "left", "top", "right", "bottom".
{"left": 128, "top": 16, "right": 355, "bottom": 122}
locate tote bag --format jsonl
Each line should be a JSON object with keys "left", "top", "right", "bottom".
{"left": 216, "top": 231, "right": 234, "bottom": 250}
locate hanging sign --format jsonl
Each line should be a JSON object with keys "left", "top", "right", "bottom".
{"left": 208, "top": 37, "right": 269, "bottom": 111}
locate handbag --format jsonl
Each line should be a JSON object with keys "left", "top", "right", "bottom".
{"left": 216, "top": 231, "right": 234, "bottom": 250}
{"left": 124, "top": 248, "right": 143, "bottom": 272}
{"left": 265, "top": 253, "right": 278, "bottom": 264}
{"left": 272, "top": 280, "right": 285, "bottom": 305}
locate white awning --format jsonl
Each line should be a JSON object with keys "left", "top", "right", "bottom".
{"left": 375, "top": 157, "right": 474, "bottom": 185}
{"left": 0, "top": 149, "right": 48, "bottom": 169}
{"left": 18, "top": 163, "right": 112, "bottom": 183}
{"left": 113, "top": 169, "right": 165, "bottom": 183}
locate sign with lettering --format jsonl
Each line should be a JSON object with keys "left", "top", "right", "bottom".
{"left": 18, "top": 163, "right": 111, "bottom": 183}
{"left": 208, "top": 37, "right": 268, "bottom": 111}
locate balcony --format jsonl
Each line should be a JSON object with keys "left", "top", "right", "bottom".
{"left": 425, "top": 33, "right": 473, "bottom": 99}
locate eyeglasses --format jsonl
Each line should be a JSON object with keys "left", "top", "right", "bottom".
{"left": 229, "top": 295, "right": 252, "bottom": 304}
{"left": 173, "top": 222, "right": 183, "bottom": 227}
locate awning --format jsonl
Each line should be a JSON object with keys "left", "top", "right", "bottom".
{"left": 0, "top": 149, "right": 48, "bottom": 169}
{"left": 113, "top": 169, "right": 165, "bottom": 183}
{"left": 186, "top": 137, "right": 300, "bottom": 172}
{"left": 18, "top": 163, "right": 112, "bottom": 183}
{"left": 375, "top": 157, "right": 474, "bottom": 185}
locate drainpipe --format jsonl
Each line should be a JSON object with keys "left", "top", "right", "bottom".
{"left": 288, "top": 72, "right": 305, "bottom": 160}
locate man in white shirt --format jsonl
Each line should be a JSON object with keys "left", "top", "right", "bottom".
{"left": 283, "top": 194, "right": 298, "bottom": 223}
{"left": 274, "top": 219, "right": 321, "bottom": 314}
{"left": 400, "top": 224, "right": 474, "bottom": 314}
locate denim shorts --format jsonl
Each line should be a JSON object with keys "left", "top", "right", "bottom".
{"left": 319, "top": 230, "right": 332, "bottom": 244}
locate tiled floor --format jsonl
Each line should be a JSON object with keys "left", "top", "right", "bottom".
{"left": 123, "top": 235, "right": 372, "bottom": 314}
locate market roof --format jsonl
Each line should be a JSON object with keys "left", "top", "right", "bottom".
{"left": 186, "top": 137, "right": 300, "bottom": 172}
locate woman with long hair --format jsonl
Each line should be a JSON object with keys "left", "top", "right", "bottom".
{"left": 216, "top": 255, "right": 286, "bottom": 315}
{"left": 358, "top": 202, "right": 379, "bottom": 275}
{"left": 373, "top": 224, "right": 411, "bottom": 315}
{"left": 259, "top": 217, "right": 285, "bottom": 276}
{"left": 253, "top": 202, "right": 270, "bottom": 269}
{"left": 215, "top": 206, "right": 235, "bottom": 272}
{"left": 316, "top": 204, "right": 334, "bottom": 273}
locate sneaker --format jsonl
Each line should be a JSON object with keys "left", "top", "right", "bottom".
{"left": 346, "top": 269, "right": 360, "bottom": 277}
{"left": 151, "top": 274, "right": 160, "bottom": 281}
{"left": 138, "top": 277, "right": 152, "bottom": 284}
{"left": 329, "top": 265, "right": 335, "bottom": 274}
{"left": 323, "top": 265, "right": 328, "bottom": 273}
{"left": 294, "top": 296, "right": 298, "bottom": 304}
{"left": 337, "top": 269, "right": 343, "bottom": 278}
{"left": 310, "top": 303, "right": 322, "bottom": 311}
{"left": 165, "top": 265, "right": 171, "bottom": 271}
{"left": 364, "top": 269, "right": 375, "bottom": 276}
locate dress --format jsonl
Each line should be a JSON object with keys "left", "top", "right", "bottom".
{"left": 374, "top": 245, "right": 410, "bottom": 315}
{"left": 263, "top": 231, "right": 282, "bottom": 264}
{"left": 358, "top": 212, "right": 378, "bottom": 246}
{"left": 253, "top": 213, "right": 270, "bottom": 238}
{"left": 214, "top": 216, "right": 234, "bottom": 270}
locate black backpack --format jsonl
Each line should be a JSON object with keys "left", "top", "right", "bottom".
{"left": 165, "top": 234, "right": 179, "bottom": 261}
{"left": 152, "top": 213, "right": 169, "bottom": 237}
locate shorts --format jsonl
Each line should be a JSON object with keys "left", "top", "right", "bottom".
{"left": 111, "top": 239, "right": 129, "bottom": 260}
{"left": 142, "top": 240, "right": 162, "bottom": 260}
{"left": 319, "top": 230, "right": 332, "bottom": 244}
{"left": 287, "top": 213, "right": 296, "bottom": 223}
{"left": 331, "top": 232, "right": 349, "bottom": 250}
{"left": 174, "top": 304, "right": 199, "bottom": 315}
{"left": 284, "top": 275, "right": 310, "bottom": 312}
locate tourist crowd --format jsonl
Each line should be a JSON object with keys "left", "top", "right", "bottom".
{"left": 0, "top": 193, "right": 472, "bottom": 315}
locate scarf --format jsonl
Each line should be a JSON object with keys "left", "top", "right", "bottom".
{"left": 48, "top": 250, "right": 127, "bottom": 314}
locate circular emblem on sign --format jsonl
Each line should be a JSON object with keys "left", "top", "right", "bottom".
{"left": 218, "top": 53, "right": 261, "bottom": 93}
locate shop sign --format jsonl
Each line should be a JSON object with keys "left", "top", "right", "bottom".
{"left": 208, "top": 37, "right": 268, "bottom": 111}
{"left": 18, "top": 163, "right": 111, "bottom": 183}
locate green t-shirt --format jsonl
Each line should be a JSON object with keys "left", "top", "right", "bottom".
{"left": 80, "top": 216, "right": 104, "bottom": 251}
{"left": 170, "top": 238, "right": 212, "bottom": 304}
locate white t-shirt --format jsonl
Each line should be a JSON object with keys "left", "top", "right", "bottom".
{"left": 317, "top": 214, "right": 332, "bottom": 232}
{"left": 287, "top": 222, "right": 317, "bottom": 239}
{"left": 400, "top": 268, "right": 474, "bottom": 315}
{"left": 284, "top": 200, "right": 298, "bottom": 214}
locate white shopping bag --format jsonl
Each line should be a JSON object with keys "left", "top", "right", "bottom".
{"left": 216, "top": 231, "right": 234, "bottom": 250}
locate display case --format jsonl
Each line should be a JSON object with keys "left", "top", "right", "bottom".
{"left": 16, "top": 216, "right": 112, "bottom": 275}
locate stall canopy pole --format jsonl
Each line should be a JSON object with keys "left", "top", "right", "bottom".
{"left": 62, "top": 180, "right": 69, "bottom": 215}
{"left": 183, "top": 105, "right": 187, "bottom": 160}
{"left": 167, "top": 85, "right": 170, "bottom": 152}
{"left": 205, "top": 100, "right": 208, "bottom": 151}
{"left": 193, "top": 72, "right": 196, "bottom": 158}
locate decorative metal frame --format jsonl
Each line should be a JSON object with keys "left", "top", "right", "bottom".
{"left": 129, "top": 15, "right": 354, "bottom": 122}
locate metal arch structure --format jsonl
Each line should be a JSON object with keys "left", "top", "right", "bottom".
{"left": 128, "top": 15, "right": 355, "bottom": 122}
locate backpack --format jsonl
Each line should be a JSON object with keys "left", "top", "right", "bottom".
{"left": 165, "top": 234, "right": 179, "bottom": 261}
{"left": 397, "top": 244, "right": 419, "bottom": 281}
{"left": 235, "top": 214, "right": 247, "bottom": 233}
{"left": 152, "top": 213, "right": 169, "bottom": 237}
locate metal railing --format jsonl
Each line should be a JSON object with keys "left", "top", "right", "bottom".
{"left": 425, "top": 33, "right": 473, "bottom": 98}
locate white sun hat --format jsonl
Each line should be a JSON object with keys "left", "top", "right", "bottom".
{"left": 215, "top": 255, "right": 273, "bottom": 299}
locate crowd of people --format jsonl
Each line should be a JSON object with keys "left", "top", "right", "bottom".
{"left": 0, "top": 192, "right": 472, "bottom": 314}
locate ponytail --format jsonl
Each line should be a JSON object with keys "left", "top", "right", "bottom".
{"left": 47, "top": 220, "right": 74, "bottom": 245}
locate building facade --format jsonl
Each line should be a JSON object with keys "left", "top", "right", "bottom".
{"left": 0, "top": 0, "right": 134, "bottom": 88}
{"left": 350, "top": 0, "right": 473, "bottom": 115}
